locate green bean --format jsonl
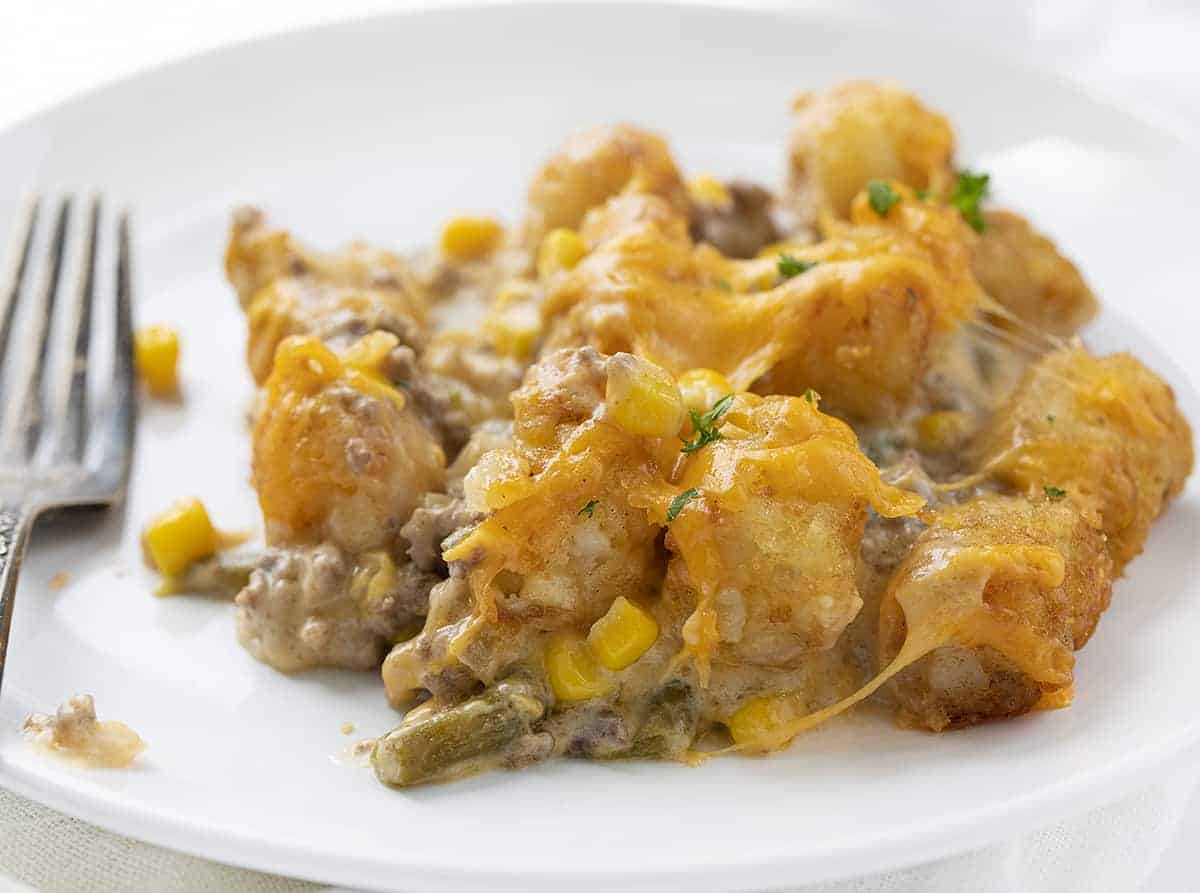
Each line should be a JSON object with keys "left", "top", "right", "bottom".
{"left": 628, "top": 680, "right": 698, "bottom": 759}
{"left": 372, "top": 679, "right": 545, "bottom": 787}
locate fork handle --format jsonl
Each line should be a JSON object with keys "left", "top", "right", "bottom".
{"left": 0, "top": 504, "right": 34, "bottom": 695}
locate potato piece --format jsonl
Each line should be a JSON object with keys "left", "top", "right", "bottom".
{"left": 543, "top": 187, "right": 980, "bottom": 421}
{"left": 971, "top": 209, "right": 1098, "bottom": 335}
{"left": 447, "top": 423, "right": 662, "bottom": 633}
{"left": 252, "top": 336, "right": 446, "bottom": 551}
{"left": 522, "top": 123, "right": 690, "bottom": 246}
{"left": 386, "top": 353, "right": 664, "bottom": 704}
{"left": 509, "top": 345, "right": 609, "bottom": 455}
{"left": 972, "top": 346, "right": 1193, "bottom": 571}
{"left": 226, "top": 207, "right": 427, "bottom": 308}
{"left": 644, "top": 392, "right": 923, "bottom": 677}
{"left": 394, "top": 349, "right": 922, "bottom": 713}
{"left": 446, "top": 348, "right": 661, "bottom": 629}
{"left": 245, "top": 278, "right": 428, "bottom": 385}
{"left": 226, "top": 208, "right": 429, "bottom": 383}
{"left": 788, "top": 81, "right": 956, "bottom": 224}
{"left": 879, "top": 495, "right": 1112, "bottom": 730}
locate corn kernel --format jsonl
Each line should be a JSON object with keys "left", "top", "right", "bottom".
{"left": 677, "top": 368, "right": 732, "bottom": 415}
{"left": 142, "top": 498, "right": 219, "bottom": 576}
{"left": 351, "top": 551, "right": 397, "bottom": 607}
{"left": 440, "top": 215, "right": 504, "bottom": 261}
{"left": 134, "top": 325, "right": 180, "bottom": 397}
{"left": 916, "top": 410, "right": 973, "bottom": 452}
{"left": 545, "top": 633, "right": 608, "bottom": 702}
{"left": 687, "top": 173, "right": 733, "bottom": 208}
{"left": 728, "top": 694, "right": 800, "bottom": 749}
{"left": 483, "top": 301, "right": 541, "bottom": 360}
{"left": 537, "top": 228, "right": 587, "bottom": 279}
{"left": 463, "top": 449, "right": 536, "bottom": 511}
{"left": 588, "top": 596, "right": 659, "bottom": 670}
{"left": 605, "top": 353, "right": 686, "bottom": 438}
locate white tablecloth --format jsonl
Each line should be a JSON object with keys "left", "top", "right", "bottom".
{"left": 2, "top": 1, "right": 1199, "bottom": 890}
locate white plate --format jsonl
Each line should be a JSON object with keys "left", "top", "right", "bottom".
{"left": 1, "top": 3, "right": 1198, "bottom": 891}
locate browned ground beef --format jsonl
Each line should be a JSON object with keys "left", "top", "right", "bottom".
{"left": 401, "top": 494, "right": 482, "bottom": 573}
{"left": 236, "top": 544, "right": 440, "bottom": 672}
{"left": 689, "top": 181, "right": 781, "bottom": 259}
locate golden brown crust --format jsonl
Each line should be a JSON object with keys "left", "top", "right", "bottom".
{"left": 971, "top": 209, "right": 1099, "bottom": 336}
{"left": 880, "top": 495, "right": 1112, "bottom": 731}
{"left": 226, "top": 208, "right": 429, "bottom": 384}
{"left": 252, "top": 337, "right": 446, "bottom": 552}
{"left": 522, "top": 123, "right": 690, "bottom": 247}
{"left": 542, "top": 185, "right": 980, "bottom": 422}
{"left": 224, "top": 81, "right": 1196, "bottom": 782}
{"left": 788, "top": 81, "right": 956, "bottom": 225}
{"left": 385, "top": 348, "right": 921, "bottom": 714}
{"left": 972, "top": 347, "right": 1194, "bottom": 572}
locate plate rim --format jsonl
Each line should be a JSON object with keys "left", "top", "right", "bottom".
{"left": 3, "top": 0, "right": 1196, "bottom": 147}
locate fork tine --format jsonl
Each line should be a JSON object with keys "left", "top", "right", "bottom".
{"left": 0, "top": 197, "right": 71, "bottom": 461}
{"left": 47, "top": 197, "right": 100, "bottom": 461}
{"left": 0, "top": 197, "right": 40, "bottom": 379}
{"left": 94, "top": 210, "right": 137, "bottom": 493}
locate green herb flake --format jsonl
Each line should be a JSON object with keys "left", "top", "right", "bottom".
{"left": 716, "top": 278, "right": 733, "bottom": 292}
{"left": 1044, "top": 486, "right": 1067, "bottom": 500}
{"left": 681, "top": 393, "right": 735, "bottom": 454}
{"left": 915, "top": 188, "right": 933, "bottom": 201}
{"left": 804, "top": 388, "right": 819, "bottom": 405}
{"left": 949, "top": 169, "right": 990, "bottom": 233}
{"left": 578, "top": 499, "right": 598, "bottom": 518}
{"left": 867, "top": 180, "right": 900, "bottom": 217}
{"left": 777, "top": 254, "right": 819, "bottom": 280}
{"left": 666, "top": 488, "right": 700, "bottom": 522}
{"left": 1046, "top": 413, "right": 1056, "bottom": 424}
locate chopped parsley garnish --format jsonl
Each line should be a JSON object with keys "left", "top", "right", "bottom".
{"left": 804, "top": 387, "right": 819, "bottom": 405}
{"left": 867, "top": 180, "right": 900, "bottom": 217}
{"left": 1044, "top": 486, "right": 1067, "bottom": 500}
{"left": 716, "top": 278, "right": 733, "bottom": 292}
{"left": 915, "top": 188, "right": 933, "bottom": 201}
{"left": 777, "top": 254, "right": 819, "bottom": 280}
{"left": 681, "top": 394, "right": 734, "bottom": 454}
{"left": 949, "top": 169, "right": 990, "bottom": 232}
{"left": 1046, "top": 413, "right": 1056, "bottom": 424}
{"left": 578, "top": 499, "right": 598, "bottom": 518}
{"left": 666, "top": 488, "right": 700, "bottom": 522}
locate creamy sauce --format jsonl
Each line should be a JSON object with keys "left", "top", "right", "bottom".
{"left": 22, "top": 695, "right": 146, "bottom": 769}
{"left": 330, "top": 738, "right": 375, "bottom": 768}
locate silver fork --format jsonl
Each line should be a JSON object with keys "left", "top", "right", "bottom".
{"left": 0, "top": 196, "right": 136, "bottom": 693}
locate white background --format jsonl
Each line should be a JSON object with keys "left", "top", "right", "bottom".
{"left": 1, "top": 1, "right": 1199, "bottom": 890}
